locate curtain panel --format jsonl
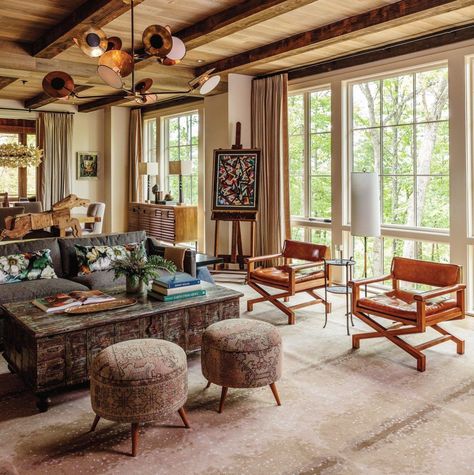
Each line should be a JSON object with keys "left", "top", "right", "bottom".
{"left": 251, "top": 73, "right": 290, "bottom": 256}
{"left": 36, "top": 112, "right": 73, "bottom": 210}
{"left": 129, "top": 109, "right": 143, "bottom": 203}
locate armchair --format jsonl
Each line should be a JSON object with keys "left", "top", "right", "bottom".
{"left": 350, "top": 256, "right": 465, "bottom": 372}
{"left": 246, "top": 240, "right": 330, "bottom": 325}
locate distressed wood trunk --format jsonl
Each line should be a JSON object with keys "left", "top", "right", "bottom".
{"left": 3, "top": 285, "right": 241, "bottom": 395}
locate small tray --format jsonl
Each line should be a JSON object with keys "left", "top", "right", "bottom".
{"left": 65, "top": 298, "right": 137, "bottom": 315}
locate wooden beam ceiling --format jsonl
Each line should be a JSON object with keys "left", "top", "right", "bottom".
{"left": 135, "top": 96, "right": 203, "bottom": 114}
{"left": 31, "top": 0, "right": 145, "bottom": 59}
{"left": 0, "top": 77, "right": 18, "bottom": 91}
{"left": 285, "top": 23, "right": 474, "bottom": 80}
{"left": 78, "top": 95, "right": 130, "bottom": 113}
{"left": 195, "top": 0, "right": 474, "bottom": 75}
{"left": 24, "top": 85, "right": 93, "bottom": 110}
{"left": 134, "top": 0, "right": 318, "bottom": 71}
{"left": 177, "top": 0, "right": 319, "bottom": 49}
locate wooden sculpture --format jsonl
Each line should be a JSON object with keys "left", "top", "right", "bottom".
{"left": 0, "top": 194, "right": 90, "bottom": 240}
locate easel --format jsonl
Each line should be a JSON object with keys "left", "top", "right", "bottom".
{"left": 212, "top": 122, "right": 258, "bottom": 271}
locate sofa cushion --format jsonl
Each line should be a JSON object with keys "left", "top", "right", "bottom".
{"left": 58, "top": 231, "right": 147, "bottom": 277}
{"left": 0, "top": 249, "right": 57, "bottom": 284}
{"left": 75, "top": 242, "right": 144, "bottom": 275}
{"left": 71, "top": 272, "right": 125, "bottom": 290}
{"left": 0, "top": 238, "right": 63, "bottom": 277}
{"left": 0, "top": 278, "right": 88, "bottom": 304}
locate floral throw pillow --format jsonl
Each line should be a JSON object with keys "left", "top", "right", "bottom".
{"left": 75, "top": 242, "right": 145, "bottom": 275}
{"left": 0, "top": 249, "right": 57, "bottom": 284}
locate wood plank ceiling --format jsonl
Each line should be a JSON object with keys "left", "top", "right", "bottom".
{"left": 0, "top": 0, "right": 473, "bottom": 112}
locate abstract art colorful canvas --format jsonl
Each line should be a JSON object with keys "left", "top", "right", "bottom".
{"left": 212, "top": 149, "right": 260, "bottom": 211}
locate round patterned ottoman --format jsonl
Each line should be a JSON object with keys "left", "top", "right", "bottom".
{"left": 89, "top": 339, "right": 190, "bottom": 457}
{"left": 201, "top": 318, "right": 282, "bottom": 413}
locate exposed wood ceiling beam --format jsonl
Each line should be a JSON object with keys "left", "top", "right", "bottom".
{"left": 31, "top": 0, "right": 145, "bottom": 59}
{"left": 284, "top": 23, "right": 474, "bottom": 80}
{"left": 196, "top": 0, "right": 474, "bottom": 75}
{"left": 135, "top": 0, "right": 318, "bottom": 71}
{"left": 134, "top": 96, "right": 203, "bottom": 113}
{"left": 178, "top": 0, "right": 319, "bottom": 50}
{"left": 0, "top": 76, "right": 18, "bottom": 91}
{"left": 24, "top": 85, "right": 92, "bottom": 110}
{"left": 78, "top": 95, "right": 130, "bottom": 113}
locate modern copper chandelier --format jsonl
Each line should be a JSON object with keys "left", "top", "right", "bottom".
{"left": 41, "top": 0, "right": 220, "bottom": 104}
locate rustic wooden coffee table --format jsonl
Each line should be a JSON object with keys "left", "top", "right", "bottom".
{"left": 2, "top": 284, "right": 242, "bottom": 412}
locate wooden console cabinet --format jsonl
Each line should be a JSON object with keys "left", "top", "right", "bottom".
{"left": 128, "top": 202, "right": 198, "bottom": 244}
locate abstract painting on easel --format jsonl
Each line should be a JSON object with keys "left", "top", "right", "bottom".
{"left": 212, "top": 149, "right": 261, "bottom": 211}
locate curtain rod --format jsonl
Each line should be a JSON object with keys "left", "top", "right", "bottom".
{"left": 0, "top": 107, "right": 75, "bottom": 115}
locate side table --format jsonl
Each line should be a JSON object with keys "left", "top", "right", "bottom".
{"left": 323, "top": 258, "right": 355, "bottom": 335}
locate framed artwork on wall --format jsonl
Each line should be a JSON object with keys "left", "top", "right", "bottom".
{"left": 212, "top": 149, "right": 261, "bottom": 212}
{"left": 77, "top": 152, "right": 99, "bottom": 180}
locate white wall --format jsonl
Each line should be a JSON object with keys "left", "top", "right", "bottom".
{"left": 228, "top": 73, "right": 254, "bottom": 147}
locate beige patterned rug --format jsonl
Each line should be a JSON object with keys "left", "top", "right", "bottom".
{"left": 1, "top": 283, "right": 474, "bottom": 475}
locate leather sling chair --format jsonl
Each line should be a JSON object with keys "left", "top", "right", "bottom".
{"left": 349, "top": 256, "right": 466, "bottom": 372}
{"left": 246, "top": 240, "right": 331, "bottom": 325}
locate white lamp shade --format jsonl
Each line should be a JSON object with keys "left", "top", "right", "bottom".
{"left": 351, "top": 172, "right": 381, "bottom": 237}
{"left": 139, "top": 161, "right": 159, "bottom": 176}
{"left": 168, "top": 160, "right": 192, "bottom": 176}
{"left": 167, "top": 36, "right": 186, "bottom": 61}
{"left": 199, "top": 75, "right": 220, "bottom": 95}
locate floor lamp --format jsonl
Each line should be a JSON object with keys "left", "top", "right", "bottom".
{"left": 351, "top": 172, "right": 381, "bottom": 295}
{"left": 139, "top": 162, "right": 159, "bottom": 203}
{"left": 168, "top": 160, "right": 193, "bottom": 205}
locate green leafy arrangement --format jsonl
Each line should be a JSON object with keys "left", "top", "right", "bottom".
{"left": 111, "top": 247, "right": 177, "bottom": 286}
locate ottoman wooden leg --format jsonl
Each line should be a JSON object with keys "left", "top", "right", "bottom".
{"left": 270, "top": 383, "right": 281, "bottom": 406}
{"left": 90, "top": 414, "right": 101, "bottom": 432}
{"left": 218, "top": 387, "right": 228, "bottom": 413}
{"left": 131, "top": 423, "right": 139, "bottom": 457}
{"left": 178, "top": 407, "right": 191, "bottom": 428}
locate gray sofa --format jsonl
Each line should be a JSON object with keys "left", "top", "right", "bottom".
{"left": 0, "top": 231, "right": 196, "bottom": 346}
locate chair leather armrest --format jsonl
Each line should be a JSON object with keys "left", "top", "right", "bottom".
{"left": 245, "top": 253, "right": 282, "bottom": 264}
{"left": 349, "top": 274, "right": 392, "bottom": 288}
{"left": 413, "top": 284, "right": 466, "bottom": 301}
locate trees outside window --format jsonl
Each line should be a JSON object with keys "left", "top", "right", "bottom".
{"left": 350, "top": 67, "right": 449, "bottom": 269}
{"left": 163, "top": 112, "right": 199, "bottom": 205}
{"left": 288, "top": 88, "right": 331, "bottom": 244}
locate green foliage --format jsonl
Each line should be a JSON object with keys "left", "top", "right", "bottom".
{"left": 111, "top": 247, "right": 177, "bottom": 286}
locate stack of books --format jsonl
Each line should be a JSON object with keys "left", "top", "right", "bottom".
{"left": 149, "top": 272, "right": 206, "bottom": 302}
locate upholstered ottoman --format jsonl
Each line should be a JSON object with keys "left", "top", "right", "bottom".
{"left": 201, "top": 318, "right": 282, "bottom": 413}
{"left": 89, "top": 339, "right": 190, "bottom": 457}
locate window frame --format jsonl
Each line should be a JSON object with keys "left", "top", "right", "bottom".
{"left": 0, "top": 119, "right": 37, "bottom": 200}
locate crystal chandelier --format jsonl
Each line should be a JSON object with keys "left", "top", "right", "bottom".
{"left": 41, "top": 0, "right": 221, "bottom": 105}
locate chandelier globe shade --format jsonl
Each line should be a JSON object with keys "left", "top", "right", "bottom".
{"left": 200, "top": 75, "right": 221, "bottom": 95}
{"left": 74, "top": 26, "right": 108, "bottom": 57}
{"left": 167, "top": 36, "right": 186, "bottom": 61}
{"left": 142, "top": 25, "right": 172, "bottom": 57}
{"left": 98, "top": 50, "right": 134, "bottom": 88}
{"left": 42, "top": 71, "right": 75, "bottom": 98}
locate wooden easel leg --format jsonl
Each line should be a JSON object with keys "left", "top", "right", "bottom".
{"left": 213, "top": 220, "right": 220, "bottom": 270}
{"left": 231, "top": 221, "right": 237, "bottom": 264}
{"left": 250, "top": 221, "right": 256, "bottom": 258}
{"left": 236, "top": 221, "right": 244, "bottom": 270}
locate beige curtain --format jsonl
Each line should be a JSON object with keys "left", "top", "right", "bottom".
{"left": 37, "top": 112, "right": 73, "bottom": 210}
{"left": 251, "top": 74, "right": 290, "bottom": 256}
{"left": 129, "top": 109, "right": 143, "bottom": 203}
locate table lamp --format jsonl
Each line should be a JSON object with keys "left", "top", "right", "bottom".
{"left": 168, "top": 160, "right": 192, "bottom": 205}
{"left": 351, "top": 172, "right": 381, "bottom": 293}
{"left": 139, "top": 162, "right": 159, "bottom": 203}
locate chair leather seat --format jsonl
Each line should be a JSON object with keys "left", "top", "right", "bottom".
{"left": 251, "top": 266, "right": 324, "bottom": 285}
{"left": 358, "top": 289, "right": 459, "bottom": 320}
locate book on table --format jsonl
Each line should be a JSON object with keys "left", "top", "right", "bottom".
{"left": 153, "top": 272, "right": 200, "bottom": 289}
{"left": 148, "top": 289, "right": 206, "bottom": 302}
{"left": 33, "top": 290, "right": 115, "bottom": 313}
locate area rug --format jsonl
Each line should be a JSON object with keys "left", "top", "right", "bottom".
{"left": 1, "top": 283, "right": 474, "bottom": 475}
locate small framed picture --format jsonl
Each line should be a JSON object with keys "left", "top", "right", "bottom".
{"left": 77, "top": 152, "right": 99, "bottom": 180}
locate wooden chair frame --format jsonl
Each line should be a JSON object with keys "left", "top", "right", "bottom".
{"left": 350, "top": 273, "right": 466, "bottom": 372}
{"left": 246, "top": 253, "right": 331, "bottom": 325}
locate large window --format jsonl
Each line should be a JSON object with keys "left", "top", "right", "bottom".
{"left": 288, "top": 88, "right": 332, "bottom": 220}
{"left": 351, "top": 67, "right": 449, "bottom": 231}
{"left": 0, "top": 120, "right": 37, "bottom": 199}
{"left": 163, "top": 112, "right": 199, "bottom": 205}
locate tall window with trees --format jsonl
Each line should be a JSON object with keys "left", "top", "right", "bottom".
{"left": 288, "top": 88, "right": 332, "bottom": 245}
{"left": 350, "top": 66, "right": 450, "bottom": 275}
{"left": 163, "top": 112, "right": 199, "bottom": 205}
{"left": 0, "top": 119, "right": 37, "bottom": 199}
